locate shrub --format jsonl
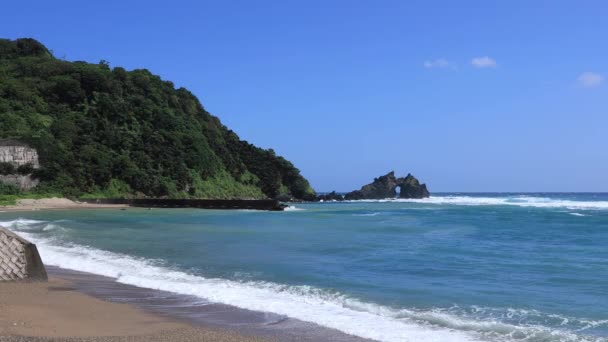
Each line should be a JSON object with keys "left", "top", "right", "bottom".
{"left": 0, "top": 162, "right": 15, "bottom": 175}
{"left": 0, "top": 182, "right": 20, "bottom": 195}
{"left": 17, "top": 163, "right": 35, "bottom": 175}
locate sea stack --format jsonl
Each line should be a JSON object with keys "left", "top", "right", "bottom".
{"left": 344, "top": 171, "right": 430, "bottom": 200}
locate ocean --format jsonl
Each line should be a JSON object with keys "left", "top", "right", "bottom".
{"left": 1, "top": 193, "right": 607, "bottom": 342}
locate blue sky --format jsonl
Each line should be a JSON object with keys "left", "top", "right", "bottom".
{"left": 2, "top": 0, "right": 607, "bottom": 192}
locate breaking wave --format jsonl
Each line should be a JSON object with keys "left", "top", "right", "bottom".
{"left": 348, "top": 196, "right": 608, "bottom": 211}
{"left": 1, "top": 219, "right": 604, "bottom": 342}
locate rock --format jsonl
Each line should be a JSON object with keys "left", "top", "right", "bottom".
{"left": 318, "top": 191, "right": 344, "bottom": 201}
{"left": 344, "top": 171, "right": 430, "bottom": 200}
{"left": 344, "top": 172, "right": 399, "bottom": 200}
{"left": 0, "top": 140, "right": 40, "bottom": 191}
{"left": 0, "top": 140, "right": 40, "bottom": 168}
{"left": 0, "top": 228, "right": 48, "bottom": 282}
{"left": 0, "top": 174, "right": 39, "bottom": 191}
{"left": 397, "top": 173, "right": 430, "bottom": 199}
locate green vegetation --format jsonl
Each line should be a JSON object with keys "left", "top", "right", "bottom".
{"left": 0, "top": 38, "right": 316, "bottom": 200}
{"left": 0, "top": 189, "right": 63, "bottom": 206}
{"left": 0, "top": 162, "right": 35, "bottom": 175}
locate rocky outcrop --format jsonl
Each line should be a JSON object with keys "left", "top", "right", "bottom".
{"left": 0, "top": 140, "right": 40, "bottom": 191}
{"left": 318, "top": 191, "right": 345, "bottom": 201}
{"left": 0, "top": 140, "right": 39, "bottom": 168}
{"left": 344, "top": 172, "right": 399, "bottom": 200}
{"left": 0, "top": 174, "right": 40, "bottom": 191}
{"left": 398, "top": 173, "right": 431, "bottom": 199}
{"left": 0, "top": 228, "right": 48, "bottom": 282}
{"left": 344, "top": 171, "right": 430, "bottom": 200}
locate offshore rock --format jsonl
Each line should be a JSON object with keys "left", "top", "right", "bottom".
{"left": 318, "top": 191, "right": 345, "bottom": 201}
{"left": 398, "top": 173, "right": 431, "bottom": 199}
{"left": 344, "top": 171, "right": 430, "bottom": 200}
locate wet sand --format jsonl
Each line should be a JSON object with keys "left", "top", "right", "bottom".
{"left": 0, "top": 277, "right": 268, "bottom": 342}
{"left": 0, "top": 267, "right": 370, "bottom": 342}
{"left": 47, "top": 267, "right": 371, "bottom": 342}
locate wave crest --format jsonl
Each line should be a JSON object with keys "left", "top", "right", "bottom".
{"left": 3, "top": 220, "right": 605, "bottom": 342}
{"left": 346, "top": 196, "right": 608, "bottom": 211}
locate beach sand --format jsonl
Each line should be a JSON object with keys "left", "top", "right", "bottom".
{"left": 1, "top": 198, "right": 128, "bottom": 212}
{"left": 0, "top": 278, "right": 269, "bottom": 342}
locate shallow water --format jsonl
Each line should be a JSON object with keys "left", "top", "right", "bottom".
{"left": 1, "top": 193, "right": 607, "bottom": 342}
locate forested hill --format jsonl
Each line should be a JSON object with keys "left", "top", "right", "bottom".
{"left": 0, "top": 38, "right": 316, "bottom": 200}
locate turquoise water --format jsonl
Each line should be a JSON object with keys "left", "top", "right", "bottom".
{"left": 1, "top": 193, "right": 607, "bottom": 342}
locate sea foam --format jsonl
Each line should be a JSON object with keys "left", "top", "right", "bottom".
{"left": 3, "top": 219, "right": 604, "bottom": 342}
{"left": 17, "top": 228, "right": 480, "bottom": 342}
{"left": 347, "top": 196, "right": 608, "bottom": 211}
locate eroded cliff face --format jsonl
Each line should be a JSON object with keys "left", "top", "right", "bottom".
{"left": 344, "top": 171, "right": 430, "bottom": 200}
{"left": 0, "top": 140, "right": 40, "bottom": 191}
{"left": 0, "top": 143, "right": 40, "bottom": 168}
{"left": 0, "top": 174, "right": 39, "bottom": 191}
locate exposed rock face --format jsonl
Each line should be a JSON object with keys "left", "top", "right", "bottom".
{"left": 0, "top": 174, "right": 39, "bottom": 191}
{"left": 318, "top": 191, "right": 345, "bottom": 201}
{"left": 344, "top": 171, "right": 430, "bottom": 200}
{"left": 398, "top": 174, "right": 431, "bottom": 199}
{"left": 344, "top": 172, "right": 399, "bottom": 200}
{"left": 0, "top": 140, "right": 40, "bottom": 191}
{"left": 0, "top": 140, "right": 40, "bottom": 168}
{"left": 0, "top": 228, "right": 48, "bottom": 282}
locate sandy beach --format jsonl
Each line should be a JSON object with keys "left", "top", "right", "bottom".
{"left": 1, "top": 198, "right": 128, "bottom": 212}
{"left": 0, "top": 277, "right": 269, "bottom": 342}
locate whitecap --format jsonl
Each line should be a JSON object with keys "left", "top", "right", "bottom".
{"left": 42, "top": 223, "right": 60, "bottom": 231}
{"left": 20, "top": 231, "right": 485, "bottom": 342}
{"left": 284, "top": 206, "right": 305, "bottom": 211}
{"left": 0, "top": 218, "right": 46, "bottom": 229}
{"left": 353, "top": 212, "right": 381, "bottom": 216}
{"left": 345, "top": 196, "right": 608, "bottom": 211}
{"left": 6, "top": 218, "right": 604, "bottom": 342}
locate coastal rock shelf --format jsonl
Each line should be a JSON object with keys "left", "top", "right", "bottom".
{"left": 0, "top": 228, "right": 48, "bottom": 282}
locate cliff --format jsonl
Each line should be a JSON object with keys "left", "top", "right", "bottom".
{"left": 344, "top": 172, "right": 430, "bottom": 200}
{"left": 0, "top": 140, "right": 40, "bottom": 168}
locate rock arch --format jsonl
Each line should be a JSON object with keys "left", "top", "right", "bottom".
{"left": 344, "top": 171, "right": 430, "bottom": 200}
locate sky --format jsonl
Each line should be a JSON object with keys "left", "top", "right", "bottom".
{"left": 2, "top": 0, "right": 607, "bottom": 192}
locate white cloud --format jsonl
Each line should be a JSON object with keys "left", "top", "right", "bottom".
{"left": 471, "top": 56, "right": 497, "bottom": 68}
{"left": 423, "top": 58, "right": 456, "bottom": 69}
{"left": 577, "top": 72, "right": 604, "bottom": 88}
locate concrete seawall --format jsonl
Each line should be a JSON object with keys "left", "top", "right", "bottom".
{"left": 0, "top": 228, "right": 48, "bottom": 282}
{"left": 79, "top": 198, "right": 287, "bottom": 211}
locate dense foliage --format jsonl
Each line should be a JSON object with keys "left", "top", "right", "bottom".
{"left": 0, "top": 38, "right": 315, "bottom": 200}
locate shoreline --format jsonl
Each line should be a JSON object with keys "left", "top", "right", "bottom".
{"left": 0, "top": 275, "right": 268, "bottom": 342}
{"left": 1, "top": 197, "right": 287, "bottom": 212}
{"left": 1, "top": 265, "right": 371, "bottom": 342}
{"left": 46, "top": 266, "right": 371, "bottom": 342}
{"left": 1, "top": 198, "right": 128, "bottom": 212}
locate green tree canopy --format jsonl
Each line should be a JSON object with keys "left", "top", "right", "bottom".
{"left": 0, "top": 38, "right": 316, "bottom": 200}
